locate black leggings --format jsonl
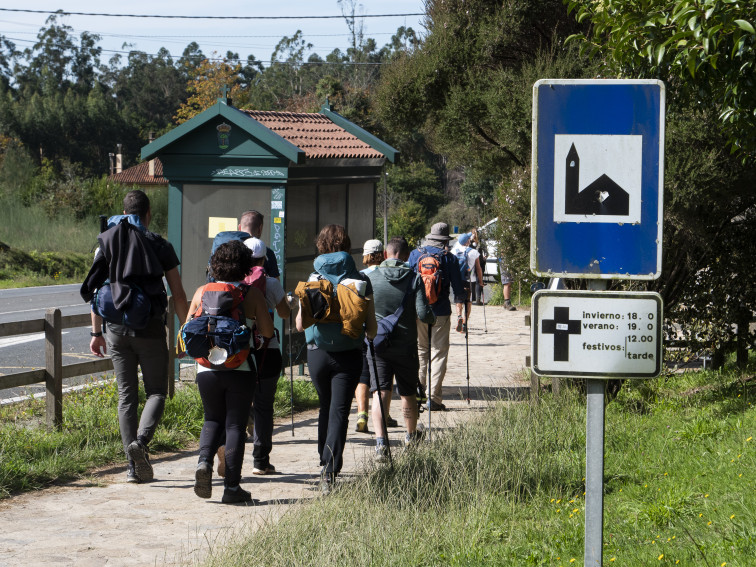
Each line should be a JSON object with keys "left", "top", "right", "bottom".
{"left": 197, "top": 369, "right": 255, "bottom": 487}
{"left": 307, "top": 347, "right": 362, "bottom": 475}
{"left": 251, "top": 348, "right": 282, "bottom": 468}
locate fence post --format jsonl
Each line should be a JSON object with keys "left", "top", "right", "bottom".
{"left": 45, "top": 308, "right": 63, "bottom": 429}
{"left": 167, "top": 296, "right": 176, "bottom": 399}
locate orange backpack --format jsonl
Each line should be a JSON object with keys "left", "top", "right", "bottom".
{"left": 417, "top": 248, "right": 443, "bottom": 305}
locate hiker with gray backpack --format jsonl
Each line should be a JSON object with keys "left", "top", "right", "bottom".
{"left": 366, "top": 237, "right": 436, "bottom": 460}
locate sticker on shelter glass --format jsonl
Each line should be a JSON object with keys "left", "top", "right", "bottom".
{"left": 216, "top": 123, "right": 231, "bottom": 150}
{"left": 553, "top": 134, "right": 642, "bottom": 224}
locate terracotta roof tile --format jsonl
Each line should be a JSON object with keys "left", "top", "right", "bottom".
{"left": 242, "top": 110, "right": 383, "bottom": 160}
{"left": 109, "top": 159, "right": 167, "bottom": 185}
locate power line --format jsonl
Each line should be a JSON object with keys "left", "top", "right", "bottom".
{"left": 0, "top": 8, "right": 424, "bottom": 20}
{"left": 4, "top": 36, "right": 388, "bottom": 65}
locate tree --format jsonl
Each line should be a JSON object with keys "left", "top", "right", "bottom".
{"left": 174, "top": 55, "right": 244, "bottom": 124}
{"left": 567, "top": 0, "right": 756, "bottom": 160}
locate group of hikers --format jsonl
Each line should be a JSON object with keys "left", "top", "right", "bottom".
{"left": 81, "top": 189, "right": 518, "bottom": 504}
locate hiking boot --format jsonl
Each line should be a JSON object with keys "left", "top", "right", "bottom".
{"left": 126, "top": 461, "right": 139, "bottom": 483}
{"left": 427, "top": 400, "right": 446, "bottom": 412}
{"left": 216, "top": 445, "right": 226, "bottom": 478}
{"left": 221, "top": 485, "right": 253, "bottom": 504}
{"left": 194, "top": 461, "right": 213, "bottom": 499}
{"left": 504, "top": 300, "right": 516, "bottom": 311}
{"left": 252, "top": 464, "right": 277, "bottom": 476}
{"left": 319, "top": 469, "right": 336, "bottom": 496}
{"left": 126, "top": 440, "right": 153, "bottom": 482}
{"left": 374, "top": 439, "right": 390, "bottom": 463}
{"left": 385, "top": 415, "right": 399, "bottom": 428}
{"left": 456, "top": 316, "right": 464, "bottom": 333}
{"left": 355, "top": 411, "right": 369, "bottom": 433}
{"left": 404, "top": 431, "right": 424, "bottom": 447}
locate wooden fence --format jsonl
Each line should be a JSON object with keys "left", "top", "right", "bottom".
{"left": 0, "top": 301, "right": 177, "bottom": 429}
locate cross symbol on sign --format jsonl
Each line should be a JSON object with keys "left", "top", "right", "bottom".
{"left": 541, "top": 306, "right": 582, "bottom": 361}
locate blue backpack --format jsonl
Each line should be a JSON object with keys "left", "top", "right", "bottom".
{"left": 453, "top": 246, "right": 471, "bottom": 282}
{"left": 93, "top": 281, "right": 152, "bottom": 329}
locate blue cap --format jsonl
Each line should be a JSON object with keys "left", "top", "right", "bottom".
{"left": 458, "top": 232, "right": 472, "bottom": 245}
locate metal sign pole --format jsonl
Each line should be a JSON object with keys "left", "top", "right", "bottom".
{"left": 584, "top": 378, "right": 605, "bottom": 566}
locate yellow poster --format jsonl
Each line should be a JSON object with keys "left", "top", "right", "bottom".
{"left": 208, "top": 217, "right": 238, "bottom": 238}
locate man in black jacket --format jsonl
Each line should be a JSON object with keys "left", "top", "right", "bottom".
{"left": 83, "top": 190, "right": 188, "bottom": 483}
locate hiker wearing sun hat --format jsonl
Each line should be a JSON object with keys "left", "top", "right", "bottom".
{"left": 407, "top": 222, "right": 466, "bottom": 411}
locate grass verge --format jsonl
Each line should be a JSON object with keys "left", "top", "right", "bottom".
{"left": 200, "top": 369, "right": 755, "bottom": 567}
{"left": 0, "top": 375, "right": 318, "bottom": 498}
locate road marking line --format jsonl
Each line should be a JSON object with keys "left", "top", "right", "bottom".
{"left": 0, "top": 331, "right": 70, "bottom": 349}
{"left": 0, "top": 304, "right": 83, "bottom": 316}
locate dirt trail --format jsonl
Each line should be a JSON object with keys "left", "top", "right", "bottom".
{"left": 0, "top": 305, "right": 530, "bottom": 567}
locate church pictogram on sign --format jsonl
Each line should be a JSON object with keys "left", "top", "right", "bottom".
{"left": 565, "top": 144, "right": 629, "bottom": 216}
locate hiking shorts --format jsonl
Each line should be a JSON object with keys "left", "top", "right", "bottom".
{"left": 359, "top": 344, "right": 370, "bottom": 386}
{"left": 499, "top": 262, "right": 513, "bottom": 285}
{"left": 368, "top": 349, "right": 419, "bottom": 397}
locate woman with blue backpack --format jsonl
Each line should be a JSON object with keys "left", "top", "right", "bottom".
{"left": 295, "top": 225, "right": 377, "bottom": 493}
{"left": 183, "top": 240, "right": 274, "bottom": 504}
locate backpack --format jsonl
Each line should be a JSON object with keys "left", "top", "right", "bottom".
{"left": 369, "top": 276, "right": 413, "bottom": 355}
{"left": 242, "top": 266, "right": 271, "bottom": 350}
{"left": 179, "top": 282, "right": 251, "bottom": 370}
{"left": 453, "top": 246, "right": 471, "bottom": 282}
{"left": 417, "top": 248, "right": 443, "bottom": 305}
{"left": 88, "top": 217, "right": 157, "bottom": 329}
{"left": 242, "top": 265, "right": 267, "bottom": 297}
{"left": 92, "top": 281, "right": 152, "bottom": 329}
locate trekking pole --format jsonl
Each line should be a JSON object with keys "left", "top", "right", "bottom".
{"left": 482, "top": 290, "right": 488, "bottom": 333}
{"left": 427, "top": 323, "right": 432, "bottom": 442}
{"left": 367, "top": 340, "right": 393, "bottom": 469}
{"left": 465, "top": 310, "right": 470, "bottom": 404}
{"left": 288, "top": 297, "right": 295, "bottom": 436}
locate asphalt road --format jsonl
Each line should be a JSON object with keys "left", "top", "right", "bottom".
{"left": 0, "top": 283, "right": 95, "bottom": 401}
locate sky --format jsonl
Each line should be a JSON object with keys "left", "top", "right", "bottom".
{"left": 0, "top": 1, "right": 428, "bottom": 65}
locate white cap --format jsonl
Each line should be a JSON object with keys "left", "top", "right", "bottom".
{"left": 363, "top": 239, "right": 383, "bottom": 255}
{"left": 244, "top": 237, "right": 266, "bottom": 258}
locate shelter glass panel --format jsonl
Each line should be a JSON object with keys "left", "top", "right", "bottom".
{"left": 318, "top": 184, "right": 346, "bottom": 229}
{"left": 286, "top": 185, "right": 317, "bottom": 259}
{"left": 181, "top": 183, "right": 270, "bottom": 293}
{"left": 348, "top": 182, "right": 374, "bottom": 252}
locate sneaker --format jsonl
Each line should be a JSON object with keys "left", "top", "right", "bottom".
{"left": 427, "top": 400, "right": 447, "bottom": 411}
{"left": 221, "top": 485, "right": 253, "bottom": 504}
{"left": 126, "top": 461, "right": 139, "bottom": 483}
{"left": 385, "top": 415, "right": 399, "bottom": 428}
{"left": 355, "top": 411, "right": 369, "bottom": 433}
{"left": 474, "top": 300, "right": 484, "bottom": 306}
{"left": 126, "top": 440, "right": 153, "bottom": 482}
{"left": 252, "top": 464, "right": 277, "bottom": 476}
{"left": 194, "top": 461, "right": 213, "bottom": 499}
{"left": 504, "top": 300, "right": 516, "bottom": 311}
{"left": 216, "top": 445, "right": 226, "bottom": 478}
{"left": 456, "top": 316, "right": 464, "bottom": 333}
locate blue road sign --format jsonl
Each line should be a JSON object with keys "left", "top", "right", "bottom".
{"left": 531, "top": 79, "right": 665, "bottom": 280}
